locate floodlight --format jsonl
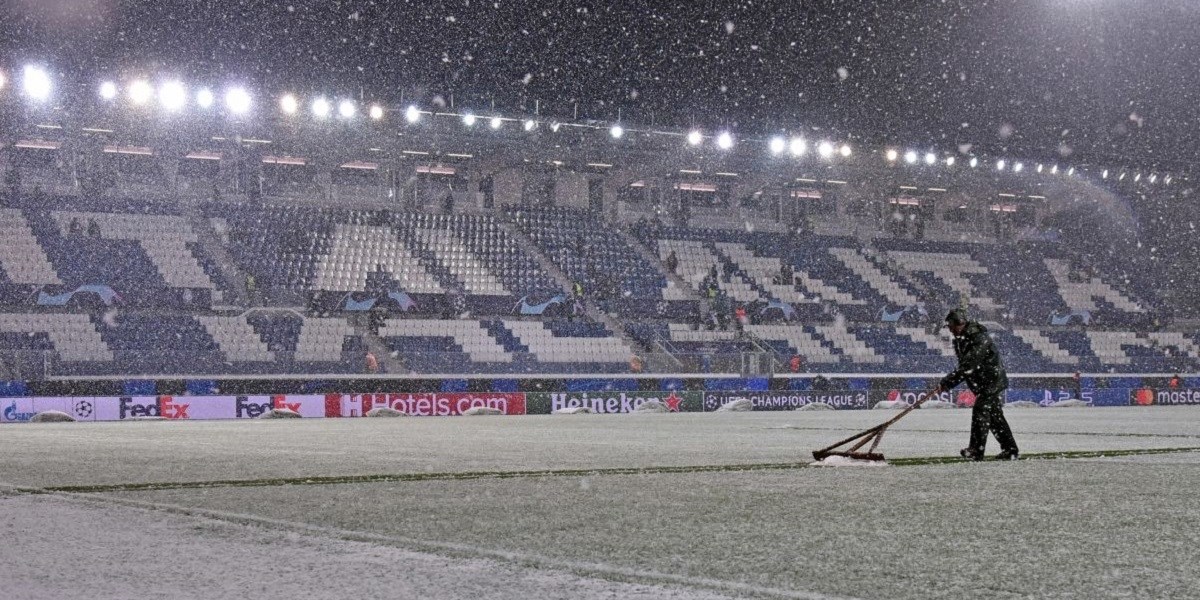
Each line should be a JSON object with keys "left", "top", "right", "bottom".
{"left": 1102, "top": 170, "right": 1108, "bottom": 179}
{"left": 769, "top": 137, "right": 786, "bottom": 155}
{"left": 523, "top": 119, "right": 536, "bottom": 132}
{"left": 22, "top": 65, "right": 51, "bottom": 101}
{"left": 1149, "top": 174, "right": 1157, "bottom": 184}
{"left": 945, "top": 156, "right": 955, "bottom": 167}
{"left": 789, "top": 137, "right": 806, "bottom": 156}
{"left": 611, "top": 124, "right": 625, "bottom": 139}
{"left": 996, "top": 160, "right": 1006, "bottom": 171}
{"left": 1036, "top": 164, "right": 1044, "bottom": 173}
{"left": 1134, "top": 173, "right": 1141, "bottom": 182}
{"left": 0, "top": 71, "right": 5, "bottom": 90}
{"left": 280, "top": 94, "right": 299, "bottom": 115}
{"left": 338, "top": 99, "right": 356, "bottom": 119}
{"left": 969, "top": 157, "right": 978, "bottom": 168}
{"left": 405, "top": 105, "right": 420, "bottom": 123}
{"left": 225, "top": 87, "right": 252, "bottom": 114}
{"left": 886, "top": 149, "right": 898, "bottom": 162}
{"left": 99, "top": 81, "right": 118, "bottom": 101}
{"left": 904, "top": 150, "right": 918, "bottom": 164}
{"left": 839, "top": 144, "right": 852, "bottom": 157}
{"left": 1013, "top": 162, "right": 1023, "bottom": 173}
{"left": 196, "top": 88, "right": 214, "bottom": 108}
{"left": 716, "top": 132, "right": 733, "bottom": 150}
{"left": 312, "top": 97, "right": 331, "bottom": 118}
{"left": 817, "top": 141, "right": 834, "bottom": 158}
{"left": 490, "top": 116, "right": 503, "bottom": 129}
{"left": 159, "top": 81, "right": 187, "bottom": 111}
{"left": 1051, "top": 165, "right": 1058, "bottom": 174}
{"left": 924, "top": 152, "right": 936, "bottom": 165}
{"left": 369, "top": 105, "right": 383, "bottom": 120}
{"left": 1067, "top": 167, "right": 1075, "bottom": 176}
{"left": 128, "top": 80, "right": 153, "bottom": 105}
{"left": 550, "top": 122, "right": 562, "bottom": 132}
{"left": 687, "top": 130, "right": 703, "bottom": 146}
{"left": 462, "top": 112, "right": 477, "bottom": 127}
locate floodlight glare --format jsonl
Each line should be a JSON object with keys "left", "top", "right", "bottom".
{"left": 523, "top": 119, "right": 536, "bottom": 132}
{"left": 196, "top": 88, "right": 214, "bottom": 108}
{"left": 1036, "top": 164, "right": 1044, "bottom": 173}
{"left": 817, "top": 141, "right": 834, "bottom": 158}
{"left": 159, "top": 81, "right": 187, "bottom": 111}
{"left": 789, "top": 137, "right": 806, "bottom": 156}
{"left": 404, "top": 105, "right": 420, "bottom": 123}
{"left": 904, "top": 150, "right": 918, "bottom": 164}
{"left": 1150, "top": 174, "right": 1157, "bottom": 184}
{"left": 462, "top": 112, "right": 477, "bottom": 127}
{"left": 839, "top": 144, "right": 852, "bottom": 157}
{"left": 0, "top": 71, "right": 6, "bottom": 91}
{"left": 886, "top": 149, "right": 898, "bottom": 162}
{"left": 611, "top": 124, "right": 625, "bottom": 139}
{"left": 969, "top": 157, "right": 978, "bottom": 168}
{"left": 924, "top": 152, "right": 936, "bottom": 165}
{"left": 1102, "top": 170, "right": 1109, "bottom": 179}
{"left": 687, "top": 130, "right": 703, "bottom": 146}
{"left": 338, "top": 99, "right": 356, "bottom": 119}
{"left": 1051, "top": 165, "right": 1058, "bottom": 174}
{"left": 716, "top": 132, "right": 734, "bottom": 150}
{"left": 1013, "top": 162, "right": 1024, "bottom": 173}
{"left": 490, "top": 116, "right": 503, "bottom": 129}
{"left": 280, "top": 94, "right": 299, "bottom": 115}
{"left": 128, "top": 80, "right": 153, "bottom": 105}
{"left": 99, "top": 81, "right": 118, "bottom": 101}
{"left": 996, "top": 160, "right": 1006, "bottom": 171}
{"left": 21, "top": 65, "right": 51, "bottom": 101}
{"left": 225, "top": 87, "right": 252, "bottom": 114}
{"left": 945, "top": 156, "right": 955, "bottom": 167}
{"left": 1067, "top": 167, "right": 1075, "bottom": 176}
{"left": 550, "top": 122, "right": 562, "bottom": 132}
{"left": 769, "top": 136, "right": 786, "bottom": 155}
{"left": 369, "top": 105, "right": 383, "bottom": 120}
{"left": 311, "top": 97, "right": 331, "bottom": 118}
{"left": 1134, "top": 173, "right": 1141, "bottom": 182}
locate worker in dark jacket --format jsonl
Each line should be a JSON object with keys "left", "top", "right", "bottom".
{"left": 932, "top": 309, "right": 1019, "bottom": 461}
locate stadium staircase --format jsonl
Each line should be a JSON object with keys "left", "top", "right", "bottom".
{"left": 613, "top": 226, "right": 701, "bottom": 303}
{"left": 183, "top": 208, "right": 249, "bottom": 309}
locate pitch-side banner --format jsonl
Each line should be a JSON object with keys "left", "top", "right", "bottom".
{"left": 703, "top": 390, "right": 870, "bottom": 411}
{"left": 526, "top": 391, "right": 700, "bottom": 414}
{"left": 331, "top": 392, "right": 527, "bottom": 417}
{"left": 0, "top": 395, "right": 331, "bottom": 422}
{"left": 1131, "top": 388, "right": 1200, "bottom": 406}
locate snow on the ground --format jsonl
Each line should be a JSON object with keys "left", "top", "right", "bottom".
{"left": 811, "top": 455, "right": 890, "bottom": 467}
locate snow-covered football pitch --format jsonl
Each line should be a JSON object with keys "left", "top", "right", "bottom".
{"left": 2, "top": 406, "right": 1198, "bottom": 599}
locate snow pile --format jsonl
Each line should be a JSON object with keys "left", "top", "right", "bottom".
{"left": 715, "top": 399, "right": 752, "bottom": 412}
{"left": 921, "top": 400, "right": 956, "bottom": 409}
{"left": 796, "top": 402, "right": 834, "bottom": 411}
{"left": 461, "top": 406, "right": 503, "bottom": 416}
{"left": 366, "top": 407, "right": 407, "bottom": 418}
{"left": 812, "top": 455, "right": 889, "bottom": 467}
{"left": 1048, "top": 399, "right": 1091, "bottom": 408}
{"left": 552, "top": 407, "right": 593, "bottom": 414}
{"left": 633, "top": 400, "right": 669, "bottom": 413}
{"left": 873, "top": 400, "right": 908, "bottom": 409}
{"left": 29, "top": 410, "right": 76, "bottom": 423}
{"left": 1008, "top": 400, "right": 1040, "bottom": 408}
{"left": 258, "top": 408, "right": 301, "bottom": 419}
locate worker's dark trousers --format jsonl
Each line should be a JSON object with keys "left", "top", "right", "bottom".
{"left": 969, "top": 391, "right": 1018, "bottom": 454}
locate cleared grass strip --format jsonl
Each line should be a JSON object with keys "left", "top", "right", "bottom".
{"left": 30, "top": 446, "right": 1200, "bottom": 494}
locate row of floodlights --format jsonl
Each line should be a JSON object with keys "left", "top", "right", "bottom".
{"left": 0, "top": 67, "right": 1181, "bottom": 182}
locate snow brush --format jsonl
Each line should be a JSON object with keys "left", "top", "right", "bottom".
{"left": 812, "top": 393, "right": 934, "bottom": 462}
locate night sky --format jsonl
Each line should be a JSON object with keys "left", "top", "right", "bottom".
{"left": 2, "top": 0, "right": 1198, "bottom": 168}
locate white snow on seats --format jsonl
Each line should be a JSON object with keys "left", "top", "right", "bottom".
{"left": 0, "top": 313, "right": 112, "bottom": 362}
{"left": 414, "top": 228, "right": 508, "bottom": 296}
{"left": 885, "top": 250, "right": 1001, "bottom": 310}
{"left": 1012, "top": 328, "right": 1078, "bottom": 365}
{"left": 828, "top": 247, "right": 915, "bottom": 306}
{"left": 293, "top": 317, "right": 356, "bottom": 362}
{"left": 503, "top": 320, "right": 631, "bottom": 364}
{"left": 314, "top": 225, "right": 444, "bottom": 294}
{"left": 1044, "top": 258, "right": 1143, "bottom": 313}
{"left": 381, "top": 319, "right": 512, "bottom": 363}
{"left": 196, "top": 315, "right": 274, "bottom": 362}
{"left": 0, "top": 209, "right": 60, "bottom": 285}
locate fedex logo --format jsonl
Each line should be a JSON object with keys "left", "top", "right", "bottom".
{"left": 235, "top": 396, "right": 300, "bottom": 418}
{"left": 118, "top": 396, "right": 190, "bottom": 420}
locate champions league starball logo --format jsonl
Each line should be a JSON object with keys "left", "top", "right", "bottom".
{"left": 73, "top": 399, "right": 93, "bottom": 418}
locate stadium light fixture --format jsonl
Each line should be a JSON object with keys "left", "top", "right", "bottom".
{"left": 788, "top": 137, "right": 806, "bottom": 156}
{"left": 1036, "top": 163, "right": 1044, "bottom": 173}
{"left": 945, "top": 156, "right": 955, "bottom": 167}
{"left": 311, "top": 97, "right": 331, "bottom": 118}
{"left": 21, "top": 65, "right": 51, "bottom": 101}
{"left": 904, "top": 150, "right": 918, "bottom": 164}
{"left": 550, "top": 121, "right": 562, "bottom": 132}
{"left": 1164, "top": 175, "right": 1172, "bottom": 185}
{"left": 717, "top": 132, "right": 734, "bottom": 150}
{"left": 159, "top": 81, "right": 187, "bottom": 112}
{"left": 839, "top": 144, "right": 852, "bottom": 157}
{"left": 1067, "top": 167, "right": 1075, "bottom": 176}
{"left": 1051, "top": 165, "right": 1058, "bottom": 174}
{"left": 996, "top": 159, "right": 1006, "bottom": 171}
{"left": 338, "top": 99, "right": 356, "bottom": 119}
{"left": 196, "top": 88, "right": 214, "bottom": 109}
{"left": 687, "top": 130, "right": 703, "bottom": 146}
{"left": 969, "top": 157, "right": 978, "bottom": 168}
{"left": 0, "top": 71, "right": 5, "bottom": 91}
{"left": 225, "top": 87, "right": 252, "bottom": 114}
{"left": 1119, "top": 172, "right": 1126, "bottom": 181}
{"left": 99, "top": 81, "right": 118, "bottom": 101}
{"left": 1134, "top": 173, "right": 1141, "bottom": 182}
{"left": 769, "top": 136, "right": 786, "bottom": 155}
{"left": 280, "top": 94, "right": 298, "bottom": 115}
{"left": 369, "top": 104, "right": 383, "bottom": 120}
{"left": 610, "top": 124, "right": 625, "bottom": 139}
{"left": 490, "top": 116, "right": 503, "bottom": 129}
{"left": 523, "top": 119, "right": 537, "bottom": 132}
{"left": 1102, "top": 169, "right": 1109, "bottom": 179}
{"left": 462, "top": 112, "right": 476, "bottom": 127}
{"left": 817, "top": 141, "right": 834, "bottom": 158}
{"left": 404, "top": 104, "right": 421, "bottom": 123}
{"left": 128, "top": 80, "right": 153, "bottom": 105}
{"left": 1149, "top": 174, "right": 1157, "bottom": 184}
{"left": 924, "top": 152, "right": 936, "bottom": 165}
{"left": 886, "top": 149, "right": 898, "bottom": 162}
{"left": 1013, "top": 162, "right": 1023, "bottom": 173}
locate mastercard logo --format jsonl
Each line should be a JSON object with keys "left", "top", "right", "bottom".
{"left": 956, "top": 390, "right": 976, "bottom": 407}
{"left": 887, "top": 390, "right": 900, "bottom": 402}
{"left": 1134, "top": 388, "right": 1154, "bottom": 406}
